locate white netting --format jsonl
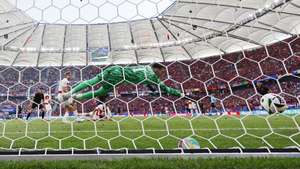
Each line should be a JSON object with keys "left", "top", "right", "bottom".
{"left": 7, "top": 0, "right": 175, "bottom": 24}
{"left": 0, "top": 35, "right": 299, "bottom": 150}
{"left": 0, "top": 0, "right": 299, "bottom": 152}
{"left": 0, "top": 115, "right": 300, "bottom": 150}
{"left": 1, "top": 0, "right": 298, "bottom": 61}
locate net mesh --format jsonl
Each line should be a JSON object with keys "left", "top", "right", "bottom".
{"left": 0, "top": 35, "right": 299, "bottom": 150}
{"left": 7, "top": 0, "right": 175, "bottom": 24}
{"left": 0, "top": 115, "right": 300, "bottom": 150}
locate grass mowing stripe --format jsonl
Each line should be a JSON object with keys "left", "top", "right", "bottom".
{"left": 0, "top": 115, "right": 298, "bottom": 149}
{"left": 2, "top": 127, "right": 298, "bottom": 134}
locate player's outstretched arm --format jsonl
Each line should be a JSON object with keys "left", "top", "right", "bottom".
{"left": 74, "top": 85, "right": 112, "bottom": 101}
{"left": 158, "top": 81, "right": 183, "bottom": 97}
{"left": 149, "top": 64, "right": 183, "bottom": 97}
{"left": 71, "top": 75, "right": 102, "bottom": 94}
{"left": 61, "top": 75, "right": 102, "bottom": 102}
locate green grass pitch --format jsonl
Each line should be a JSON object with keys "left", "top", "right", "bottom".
{"left": 1, "top": 158, "right": 300, "bottom": 169}
{"left": 0, "top": 114, "right": 299, "bottom": 150}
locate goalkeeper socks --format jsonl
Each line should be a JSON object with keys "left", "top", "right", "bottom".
{"left": 26, "top": 113, "right": 31, "bottom": 120}
{"left": 41, "top": 111, "right": 45, "bottom": 119}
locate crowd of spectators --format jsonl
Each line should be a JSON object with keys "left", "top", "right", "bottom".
{"left": 279, "top": 76, "right": 300, "bottom": 96}
{"left": 267, "top": 41, "right": 292, "bottom": 60}
{"left": 0, "top": 37, "right": 299, "bottom": 116}
{"left": 260, "top": 58, "right": 287, "bottom": 77}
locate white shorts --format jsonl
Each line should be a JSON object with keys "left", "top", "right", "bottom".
{"left": 45, "top": 104, "right": 52, "bottom": 112}
{"left": 57, "top": 93, "right": 64, "bottom": 103}
{"left": 57, "top": 93, "right": 72, "bottom": 106}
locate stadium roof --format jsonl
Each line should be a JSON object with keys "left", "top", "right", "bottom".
{"left": 0, "top": 0, "right": 300, "bottom": 66}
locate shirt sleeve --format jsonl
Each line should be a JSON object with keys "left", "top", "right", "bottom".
{"left": 158, "top": 81, "right": 182, "bottom": 97}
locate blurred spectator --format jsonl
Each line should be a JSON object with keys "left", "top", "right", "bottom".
{"left": 0, "top": 37, "right": 299, "bottom": 116}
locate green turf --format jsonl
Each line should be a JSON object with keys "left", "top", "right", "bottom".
{"left": 0, "top": 114, "right": 299, "bottom": 150}
{"left": 0, "top": 158, "right": 300, "bottom": 169}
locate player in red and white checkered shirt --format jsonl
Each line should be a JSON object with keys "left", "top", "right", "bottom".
{"left": 92, "top": 104, "right": 111, "bottom": 121}
{"left": 43, "top": 93, "right": 52, "bottom": 120}
{"left": 57, "top": 72, "right": 77, "bottom": 122}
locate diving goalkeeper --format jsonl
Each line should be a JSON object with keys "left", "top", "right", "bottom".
{"left": 62, "top": 63, "right": 183, "bottom": 102}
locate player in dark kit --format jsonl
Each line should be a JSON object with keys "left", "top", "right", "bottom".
{"left": 26, "top": 89, "right": 45, "bottom": 120}
{"left": 256, "top": 81, "right": 270, "bottom": 95}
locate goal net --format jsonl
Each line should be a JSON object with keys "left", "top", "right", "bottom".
{"left": 0, "top": 0, "right": 299, "bottom": 155}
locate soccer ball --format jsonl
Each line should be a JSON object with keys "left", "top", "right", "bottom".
{"left": 260, "top": 93, "right": 287, "bottom": 114}
{"left": 178, "top": 137, "right": 200, "bottom": 149}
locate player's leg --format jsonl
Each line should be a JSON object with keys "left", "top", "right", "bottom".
{"left": 63, "top": 104, "right": 73, "bottom": 122}
{"left": 92, "top": 111, "right": 98, "bottom": 121}
{"left": 61, "top": 102, "right": 69, "bottom": 122}
{"left": 44, "top": 104, "right": 52, "bottom": 120}
{"left": 26, "top": 111, "right": 31, "bottom": 120}
{"left": 71, "top": 103, "right": 83, "bottom": 122}
{"left": 27, "top": 103, "right": 36, "bottom": 120}
{"left": 26, "top": 109, "right": 31, "bottom": 120}
{"left": 105, "top": 107, "right": 112, "bottom": 120}
{"left": 66, "top": 102, "right": 80, "bottom": 121}
{"left": 40, "top": 105, "right": 45, "bottom": 119}
{"left": 40, "top": 109, "right": 44, "bottom": 119}
{"left": 46, "top": 108, "right": 51, "bottom": 121}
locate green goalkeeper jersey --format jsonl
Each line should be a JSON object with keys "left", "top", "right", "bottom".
{"left": 70, "top": 65, "right": 182, "bottom": 101}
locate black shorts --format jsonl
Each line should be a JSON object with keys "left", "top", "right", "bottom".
{"left": 31, "top": 103, "right": 44, "bottom": 110}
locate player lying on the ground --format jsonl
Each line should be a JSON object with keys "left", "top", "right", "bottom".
{"left": 76, "top": 103, "right": 112, "bottom": 121}
{"left": 62, "top": 63, "right": 184, "bottom": 101}
{"left": 92, "top": 104, "right": 112, "bottom": 121}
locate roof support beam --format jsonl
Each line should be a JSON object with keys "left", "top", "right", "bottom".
{"left": 0, "top": 23, "right": 33, "bottom": 37}
{"left": 107, "top": 24, "right": 113, "bottom": 63}
{"left": 162, "top": 18, "right": 264, "bottom": 46}
{"left": 257, "top": 20, "right": 294, "bottom": 35}
{"left": 2, "top": 25, "right": 34, "bottom": 48}
{"left": 160, "top": 19, "right": 227, "bottom": 54}
{"left": 85, "top": 25, "right": 89, "bottom": 65}
{"left": 61, "top": 25, "right": 67, "bottom": 66}
{"left": 128, "top": 23, "right": 139, "bottom": 64}
{"left": 150, "top": 19, "right": 166, "bottom": 62}
{"left": 177, "top": 0, "right": 300, "bottom": 17}
{"left": 163, "top": 14, "right": 293, "bottom": 35}
{"left": 0, "top": 9, "right": 20, "bottom": 15}
{"left": 11, "top": 23, "right": 39, "bottom": 66}
{"left": 0, "top": 21, "right": 34, "bottom": 31}
{"left": 158, "top": 19, "right": 193, "bottom": 59}
{"left": 290, "top": 2, "right": 300, "bottom": 9}
{"left": 36, "top": 24, "right": 46, "bottom": 67}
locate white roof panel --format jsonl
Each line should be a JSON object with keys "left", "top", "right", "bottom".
{"left": 137, "top": 48, "right": 163, "bottom": 63}
{"left": 63, "top": 52, "right": 86, "bottom": 66}
{"left": 43, "top": 25, "right": 65, "bottom": 49}
{"left": 0, "top": 51, "right": 17, "bottom": 65}
{"left": 38, "top": 52, "right": 62, "bottom": 67}
{"left": 0, "top": 0, "right": 298, "bottom": 66}
{"left": 88, "top": 24, "right": 109, "bottom": 48}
